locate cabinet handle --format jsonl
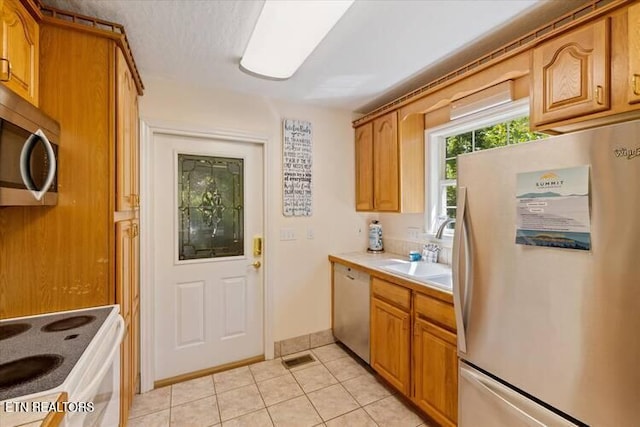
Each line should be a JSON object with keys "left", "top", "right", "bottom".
{"left": 596, "top": 85, "right": 604, "bottom": 105}
{"left": 0, "top": 58, "right": 11, "bottom": 82}
{"left": 633, "top": 75, "right": 640, "bottom": 96}
{"left": 132, "top": 223, "right": 139, "bottom": 237}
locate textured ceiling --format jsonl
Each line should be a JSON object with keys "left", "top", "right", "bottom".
{"left": 41, "top": 0, "right": 586, "bottom": 113}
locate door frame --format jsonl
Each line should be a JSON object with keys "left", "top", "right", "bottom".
{"left": 139, "top": 119, "right": 272, "bottom": 392}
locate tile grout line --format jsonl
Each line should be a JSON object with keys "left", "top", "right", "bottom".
{"left": 211, "top": 374, "right": 223, "bottom": 427}
{"left": 136, "top": 344, "right": 415, "bottom": 426}
{"left": 315, "top": 345, "right": 398, "bottom": 425}
{"left": 168, "top": 384, "right": 173, "bottom": 425}
{"left": 286, "top": 348, "right": 325, "bottom": 424}
{"left": 246, "top": 361, "right": 275, "bottom": 426}
{"left": 306, "top": 347, "right": 356, "bottom": 424}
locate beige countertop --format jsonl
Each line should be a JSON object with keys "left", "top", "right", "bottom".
{"left": 0, "top": 392, "right": 67, "bottom": 427}
{"left": 329, "top": 251, "right": 453, "bottom": 303}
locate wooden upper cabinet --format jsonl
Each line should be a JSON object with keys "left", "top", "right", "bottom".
{"left": 629, "top": 3, "right": 640, "bottom": 104}
{"left": 0, "top": 0, "right": 38, "bottom": 105}
{"left": 354, "top": 112, "right": 423, "bottom": 213}
{"left": 355, "top": 122, "right": 374, "bottom": 211}
{"left": 531, "top": 18, "right": 611, "bottom": 127}
{"left": 116, "top": 47, "right": 140, "bottom": 212}
{"left": 372, "top": 111, "right": 399, "bottom": 211}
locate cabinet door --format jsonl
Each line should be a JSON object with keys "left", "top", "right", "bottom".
{"left": 0, "top": 0, "right": 38, "bottom": 105}
{"left": 120, "top": 320, "right": 132, "bottom": 425}
{"left": 531, "top": 18, "right": 610, "bottom": 126}
{"left": 371, "top": 297, "right": 410, "bottom": 395}
{"left": 629, "top": 3, "right": 640, "bottom": 104}
{"left": 132, "top": 300, "right": 140, "bottom": 395}
{"left": 131, "top": 219, "right": 140, "bottom": 394}
{"left": 413, "top": 317, "right": 458, "bottom": 427}
{"left": 116, "top": 48, "right": 139, "bottom": 211}
{"left": 373, "top": 112, "right": 399, "bottom": 211}
{"left": 115, "top": 220, "right": 132, "bottom": 320}
{"left": 355, "top": 123, "right": 374, "bottom": 211}
{"left": 131, "top": 95, "right": 140, "bottom": 207}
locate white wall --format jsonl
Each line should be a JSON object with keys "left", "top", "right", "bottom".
{"left": 378, "top": 212, "right": 425, "bottom": 241}
{"left": 140, "top": 77, "right": 370, "bottom": 342}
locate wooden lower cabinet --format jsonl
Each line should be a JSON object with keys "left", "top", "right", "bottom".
{"left": 413, "top": 317, "right": 458, "bottom": 426}
{"left": 369, "top": 277, "right": 458, "bottom": 425}
{"left": 116, "top": 218, "right": 139, "bottom": 425}
{"left": 370, "top": 296, "right": 411, "bottom": 395}
{"left": 120, "top": 319, "right": 132, "bottom": 424}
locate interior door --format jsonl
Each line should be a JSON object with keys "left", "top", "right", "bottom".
{"left": 153, "top": 132, "right": 264, "bottom": 381}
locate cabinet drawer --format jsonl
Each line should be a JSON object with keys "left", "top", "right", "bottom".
{"left": 372, "top": 277, "right": 410, "bottom": 311}
{"left": 414, "top": 293, "right": 456, "bottom": 332}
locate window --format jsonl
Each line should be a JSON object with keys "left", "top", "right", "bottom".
{"left": 178, "top": 154, "right": 244, "bottom": 261}
{"left": 426, "top": 100, "right": 548, "bottom": 236}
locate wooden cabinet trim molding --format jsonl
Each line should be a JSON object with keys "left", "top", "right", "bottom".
{"left": 352, "top": 0, "right": 627, "bottom": 128}
{"left": 38, "top": 4, "right": 144, "bottom": 95}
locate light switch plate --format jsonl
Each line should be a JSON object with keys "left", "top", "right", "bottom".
{"left": 307, "top": 228, "right": 314, "bottom": 239}
{"left": 280, "top": 228, "right": 296, "bottom": 241}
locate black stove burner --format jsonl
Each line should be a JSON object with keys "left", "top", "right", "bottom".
{"left": 0, "top": 355, "right": 63, "bottom": 389}
{"left": 0, "top": 323, "right": 31, "bottom": 341}
{"left": 41, "top": 315, "right": 96, "bottom": 332}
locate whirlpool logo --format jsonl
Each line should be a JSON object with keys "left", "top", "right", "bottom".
{"left": 535, "top": 172, "right": 564, "bottom": 189}
{"left": 614, "top": 147, "right": 640, "bottom": 160}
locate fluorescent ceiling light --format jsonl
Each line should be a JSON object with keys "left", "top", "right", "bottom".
{"left": 241, "top": 0, "right": 354, "bottom": 80}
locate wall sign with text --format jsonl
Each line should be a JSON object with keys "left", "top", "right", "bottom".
{"left": 283, "top": 119, "right": 312, "bottom": 216}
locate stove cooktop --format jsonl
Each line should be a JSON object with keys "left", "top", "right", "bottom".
{"left": 0, "top": 307, "right": 112, "bottom": 401}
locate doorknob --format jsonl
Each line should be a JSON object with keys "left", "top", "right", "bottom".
{"left": 251, "top": 260, "right": 262, "bottom": 269}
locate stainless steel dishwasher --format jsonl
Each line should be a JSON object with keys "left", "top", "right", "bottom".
{"left": 333, "top": 263, "right": 370, "bottom": 364}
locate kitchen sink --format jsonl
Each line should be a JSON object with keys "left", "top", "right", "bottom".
{"left": 381, "top": 261, "right": 452, "bottom": 289}
{"left": 421, "top": 273, "right": 452, "bottom": 289}
{"left": 381, "top": 261, "right": 450, "bottom": 277}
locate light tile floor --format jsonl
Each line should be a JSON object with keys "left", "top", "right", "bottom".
{"left": 128, "top": 343, "right": 432, "bottom": 427}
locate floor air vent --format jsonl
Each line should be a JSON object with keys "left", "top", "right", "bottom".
{"left": 282, "top": 354, "right": 315, "bottom": 369}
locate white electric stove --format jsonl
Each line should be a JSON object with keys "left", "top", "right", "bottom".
{"left": 0, "top": 305, "right": 124, "bottom": 427}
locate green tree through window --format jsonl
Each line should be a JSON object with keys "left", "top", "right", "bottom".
{"left": 440, "top": 116, "right": 547, "bottom": 224}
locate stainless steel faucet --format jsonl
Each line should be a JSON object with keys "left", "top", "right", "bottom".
{"left": 435, "top": 217, "right": 455, "bottom": 239}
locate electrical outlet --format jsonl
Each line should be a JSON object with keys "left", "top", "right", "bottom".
{"left": 279, "top": 228, "right": 296, "bottom": 241}
{"left": 407, "top": 227, "right": 421, "bottom": 241}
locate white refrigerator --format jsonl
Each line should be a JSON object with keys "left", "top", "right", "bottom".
{"left": 453, "top": 120, "right": 640, "bottom": 426}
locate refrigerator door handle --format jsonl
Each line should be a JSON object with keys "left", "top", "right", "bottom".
{"left": 453, "top": 186, "right": 469, "bottom": 353}
{"left": 461, "top": 366, "right": 546, "bottom": 427}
